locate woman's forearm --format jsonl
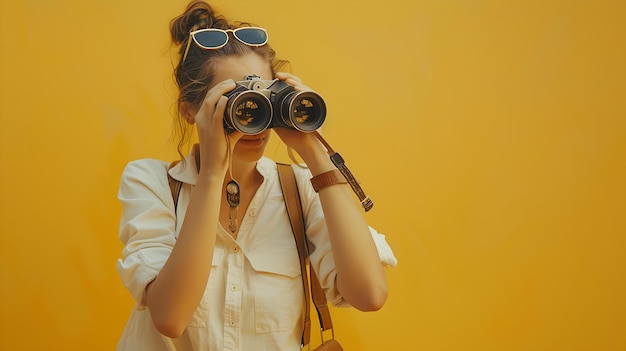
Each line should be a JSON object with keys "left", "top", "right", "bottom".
{"left": 146, "top": 174, "right": 222, "bottom": 338}
{"left": 318, "top": 183, "right": 388, "bottom": 311}
{"left": 302, "top": 148, "right": 388, "bottom": 311}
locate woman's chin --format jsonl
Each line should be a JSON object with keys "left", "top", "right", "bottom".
{"left": 233, "top": 136, "right": 269, "bottom": 162}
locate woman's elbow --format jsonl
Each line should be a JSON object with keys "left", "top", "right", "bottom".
{"left": 352, "top": 285, "right": 388, "bottom": 312}
{"left": 151, "top": 313, "right": 189, "bottom": 338}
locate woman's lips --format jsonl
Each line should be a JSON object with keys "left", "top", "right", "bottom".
{"left": 238, "top": 136, "right": 264, "bottom": 147}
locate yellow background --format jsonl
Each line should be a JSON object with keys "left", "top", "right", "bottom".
{"left": 1, "top": 0, "right": 625, "bottom": 350}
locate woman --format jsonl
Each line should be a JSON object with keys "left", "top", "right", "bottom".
{"left": 116, "top": 1, "right": 397, "bottom": 350}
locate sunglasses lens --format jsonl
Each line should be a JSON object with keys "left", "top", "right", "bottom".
{"left": 193, "top": 30, "right": 228, "bottom": 48}
{"left": 234, "top": 28, "right": 268, "bottom": 46}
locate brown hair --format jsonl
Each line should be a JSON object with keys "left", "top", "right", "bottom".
{"left": 169, "top": 0, "right": 288, "bottom": 157}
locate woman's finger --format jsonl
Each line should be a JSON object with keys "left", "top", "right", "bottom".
{"left": 275, "top": 71, "right": 302, "bottom": 84}
{"left": 275, "top": 72, "right": 314, "bottom": 92}
{"left": 203, "top": 79, "right": 236, "bottom": 112}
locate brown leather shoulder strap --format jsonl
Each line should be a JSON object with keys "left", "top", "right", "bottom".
{"left": 276, "top": 163, "right": 335, "bottom": 347}
{"left": 167, "top": 160, "right": 182, "bottom": 211}
{"left": 167, "top": 144, "right": 200, "bottom": 212}
{"left": 277, "top": 163, "right": 312, "bottom": 347}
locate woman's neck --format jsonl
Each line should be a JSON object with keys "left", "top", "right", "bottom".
{"left": 224, "top": 157, "right": 261, "bottom": 188}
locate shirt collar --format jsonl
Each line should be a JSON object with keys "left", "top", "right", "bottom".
{"left": 167, "top": 144, "right": 276, "bottom": 185}
{"left": 167, "top": 144, "right": 200, "bottom": 185}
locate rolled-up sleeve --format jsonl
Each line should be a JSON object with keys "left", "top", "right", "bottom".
{"left": 116, "top": 159, "right": 177, "bottom": 309}
{"left": 293, "top": 167, "right": 398, "bottom": 307}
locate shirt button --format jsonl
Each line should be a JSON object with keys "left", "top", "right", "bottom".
{"left": 231, "top": 285, "right": 238, "bottom": 292}
{"left": 233, "top": 247, "right": 239, "bottom": 253}
{"left": 230, "top": 321, "right": 236, "bottom": 326}
{"left": 249, "top": 208, "right": 257, "bottom": 217}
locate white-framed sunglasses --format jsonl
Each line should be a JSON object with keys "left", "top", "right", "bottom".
{"left": 182, "top": 27, "right": 269, "bottom": 63}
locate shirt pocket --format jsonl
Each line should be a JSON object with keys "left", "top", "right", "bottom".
{"left": 187, "top": 248, "right": 222, "bottom": 328}
{"left": 247, "top": 247, "right": 303, "bottom": 334}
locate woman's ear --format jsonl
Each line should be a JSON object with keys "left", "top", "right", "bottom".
{"left": 181, "top": 102, "right": 196, "bottom": 124}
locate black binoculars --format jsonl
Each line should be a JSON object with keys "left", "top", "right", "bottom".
{"left": 223, "top": 75, "right": 327, "bottom": 135}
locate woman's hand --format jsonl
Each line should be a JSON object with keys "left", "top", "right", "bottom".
{"left": 273, "top": 72, "right": 329, "bottom": 167}
{"left": 191, "top": 79, "right": 243, "bottom": 177}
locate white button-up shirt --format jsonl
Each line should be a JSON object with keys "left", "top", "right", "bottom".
{"left": 116, "top": 149, "right": 397, "bottom": 351}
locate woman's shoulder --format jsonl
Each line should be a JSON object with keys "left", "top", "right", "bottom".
{"left": 120, "top": 158, "right": 171, "bottom": 190}
{"left": 122, "top": 158, "right": 170, "bottom": 177}
{"left": 259, "top": 157, "right": 313, "bottom": 181}
{"left": 291, "top": 165, "right": 314, "bottom": 187}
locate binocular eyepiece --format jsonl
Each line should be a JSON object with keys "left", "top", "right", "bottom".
{"left": 223, "top": 75, "right": 327, "bottom": 135}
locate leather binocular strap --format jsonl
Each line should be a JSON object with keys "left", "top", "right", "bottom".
{"left": 277, "top": 163, "right": 335, "bottom": 347}
{"left": 168, "top": 144, "right": 202, "bottom": 212}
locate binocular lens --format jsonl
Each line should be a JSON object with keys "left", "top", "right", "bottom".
{"left": 225, "top": 91, "right": 272, "bottom": 134}
{"left": 224, "top": 78, "right": 327, "bottom": 134}
{"left": 283, "top": 91, "right": 327, "bottom": 132}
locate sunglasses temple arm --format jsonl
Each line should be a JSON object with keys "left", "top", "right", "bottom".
{"left": 182, "top": 36, "right": 193, "bottom": 64}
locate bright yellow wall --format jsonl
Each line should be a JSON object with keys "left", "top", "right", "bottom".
{"left": 1, "top": 0, "right": 625, "bottom": 350}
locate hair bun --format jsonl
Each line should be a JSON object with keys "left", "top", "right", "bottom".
{"left": 169, "top": 1, "right": 229, "bottom": 45}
